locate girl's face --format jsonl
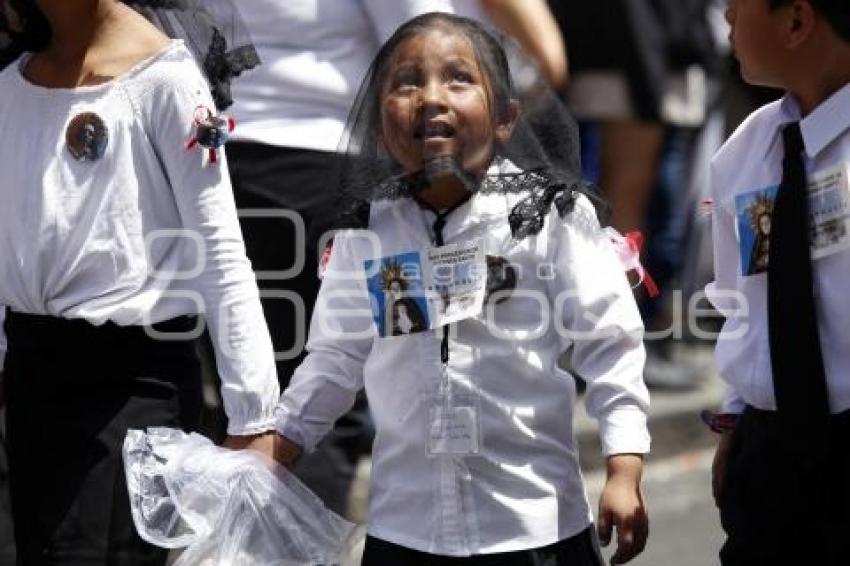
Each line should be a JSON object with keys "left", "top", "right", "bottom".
{"left": 379, "top": 27, "right": 515, "bottom": 177}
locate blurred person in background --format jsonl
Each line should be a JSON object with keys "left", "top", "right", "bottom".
{"left": 456, "top": 0, "right": 569, "bottom": 90}
{"left": 550, "top": 0, "right": 724, "bottom": 389}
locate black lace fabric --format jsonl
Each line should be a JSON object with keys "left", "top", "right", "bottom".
{"left": 330, "top": 13, "right": 606, "bottom": 239}
{"left": 0, "top": 0, "right": 258, "bottom": 109}
{"left": 132, "top": 0, "right": 260, "bottom": 109}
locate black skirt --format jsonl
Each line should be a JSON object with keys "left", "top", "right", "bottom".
{"left": 3, "top": 311, "right": 203, "bottom": 566}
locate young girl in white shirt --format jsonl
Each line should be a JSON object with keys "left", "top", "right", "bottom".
{"left": 0, "top": 1, "right": 280, "bottom": 563}
{"left": 273, "top": 13, "right": 650, "bottom": 566}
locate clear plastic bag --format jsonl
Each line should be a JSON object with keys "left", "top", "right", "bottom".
{"left": 123, "top": 427, "right": 361, "bottom": 565}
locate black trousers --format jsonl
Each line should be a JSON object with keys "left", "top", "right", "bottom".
{"left": 226, "top": 142, "right": 335, "bottom": 380}
{"left": 226, "top": 142, "right": 373, "bottom": 515}
{"left": 361, "top": 527, "right": 604, "bottom": 566}
{"left": 3, "top": 311, "right": 202, "bottom": 566}
{"left": 718, "top": 406, "right": 850, "bottom": 565}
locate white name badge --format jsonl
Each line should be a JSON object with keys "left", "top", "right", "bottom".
{"left": 808, "top": 161, "right": 850, "bottom": 260}
{"left": 428, "top": 404, "right": 480, "bottom": 457}
{"left": 426, "top": 240, "right": 487, "bottom": 328}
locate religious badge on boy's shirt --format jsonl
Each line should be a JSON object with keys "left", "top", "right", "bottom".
{"left": 364, "top": 240, "right": 486, "bottom": 337}
{"left": 735, "top": 186, "right": 779, "bottom": 276}
{"left": 734, "top": 162, "right": 850, "bottom": 276}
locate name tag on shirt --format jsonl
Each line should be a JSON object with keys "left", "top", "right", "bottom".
{"left": 428, "top": 404, "right": 480, "bottom": 456}
{"left": 808, "top": 162, "right": 850, "bottom": 260}
{"left": 364, "top": 241, "right": 486, "bottom": 337}
{"left": 734, "top": 162, "right": 850, "bottom": 276}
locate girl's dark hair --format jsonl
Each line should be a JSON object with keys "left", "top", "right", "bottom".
{"left": 367, "top": 12, "right": 516, "bottom": 131}
{"left": 331, "top": 12, "right": 602, "bottom": 234}
{"left": 769, "top": 0, "right": 850, "bottom": 41}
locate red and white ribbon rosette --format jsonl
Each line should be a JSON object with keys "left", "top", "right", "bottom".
{"left": 185, "top": 106, "right": 236, "bottom": 165}
{"left": 604, "top": 227, "right": 660, "bottom": 298}
{"left": 318, "top": 240, "right": 334, "bottom": 279}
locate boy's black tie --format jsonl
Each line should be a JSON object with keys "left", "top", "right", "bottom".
{"left": 767, "top": 122, "right": 831, "bottom": 462}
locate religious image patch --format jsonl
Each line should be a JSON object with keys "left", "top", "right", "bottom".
{"left": 734, "top": 185, "right": 779, "bottom": 276}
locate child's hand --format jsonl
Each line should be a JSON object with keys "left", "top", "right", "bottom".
{"left": 597, "top": 454, "right": 648, "bottom": 565}
{"left": 223, "top": 431, "right": 279, "bottom": 459}
{"left": 712, "top": 430, "right": 734, "bottom": 505}
{"left": 271, "top": 433, "right": 303, "bottom": 470}
{"left": 223, "top": 431, "right": 303, "bottom": 470}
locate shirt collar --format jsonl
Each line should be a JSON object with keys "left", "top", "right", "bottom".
{"left": 764, "top": 82, "right": 850, "bottom": 159}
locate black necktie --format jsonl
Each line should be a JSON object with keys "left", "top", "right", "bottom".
{"left": 767, "top": 123, "right": 831, "bottom": 447}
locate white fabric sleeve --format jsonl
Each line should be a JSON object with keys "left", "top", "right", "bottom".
{"left": 549, "top": 199, "right": 651, "bottom": 457}
{"left": 720, "top": 385, "right": 747, "bottom": 415}
{"left": 705, "top": 160, "right": 749, "bottom": 412}
{"left": 140, "top": 64, "right": 279, "bottom": 435}
{"left": 361, "top": 0, "right": 455, "bottom": 42}
{"left": 704, "top": 161, "right": 742, "bottom": 318}
{"left": 275, "top": 234, "right": 375, "bottom": 452}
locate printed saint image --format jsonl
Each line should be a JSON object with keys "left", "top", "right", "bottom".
{"left": 365, "top": 253, "right": 430, "bottom": 337}
{"left": 735, "top": 186, "right": 779, "bottom": 276}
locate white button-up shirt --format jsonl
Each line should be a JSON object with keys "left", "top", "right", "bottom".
{"left": 276, "top": 186, "right": 650, "bottom": 556}
{"left": 707, "top": 83, "right": 850, "bottom": 414}
{"left": 0, "top": 42, "right": 279, "bottom": 434}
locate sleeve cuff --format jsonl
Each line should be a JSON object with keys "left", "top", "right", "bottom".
{"left": 720, "top": 388, "right": 747, "bottom": 414}
{"left": 225, "top": 413, "right": 277, "bottom": 436}
{"left": 598, "top": 405, "right": 651, "bottom": 457}
{"left": 274, "top": 405, "right": 314, "bottom": 453}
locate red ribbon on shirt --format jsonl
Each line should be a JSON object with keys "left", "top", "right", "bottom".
{"left": 318, "top": 240, "right": 334, "bottom": 279}
{"left": 605, "top": 228, "right": 660, "bottom": 298}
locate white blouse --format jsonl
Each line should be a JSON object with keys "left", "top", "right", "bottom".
{"left": 276, "top": 184, "right": 650, "bottom": 556}
{"left": 0, "top": 41, "right": 279, "bottom": 435}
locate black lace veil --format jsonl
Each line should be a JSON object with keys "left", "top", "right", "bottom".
{"left": 0, "top": 0, "right": 257, "bottom": 109}
{"left": 332, "top": 12, "right": 605, "bottom": 238}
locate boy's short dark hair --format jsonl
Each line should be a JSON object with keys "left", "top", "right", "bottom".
{"left": 768, "top": 0, "right": 850, "bottom": 41}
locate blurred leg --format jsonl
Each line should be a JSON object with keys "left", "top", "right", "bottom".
{"left": 598, "top": 120, "right": 665, "bottom": 233}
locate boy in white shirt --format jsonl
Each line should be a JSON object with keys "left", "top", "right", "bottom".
{"left": 707, "top": 1, "right": 850, "bottom": 564}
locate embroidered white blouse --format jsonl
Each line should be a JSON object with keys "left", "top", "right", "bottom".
{"left": 0, "top": 41, "right": 279, "bottom": 435}
{"left": 707, "top": 84, "right": 850, "bottom": 414}
{"left": 275, "top": 181, "right": 650, "bottom": 556}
